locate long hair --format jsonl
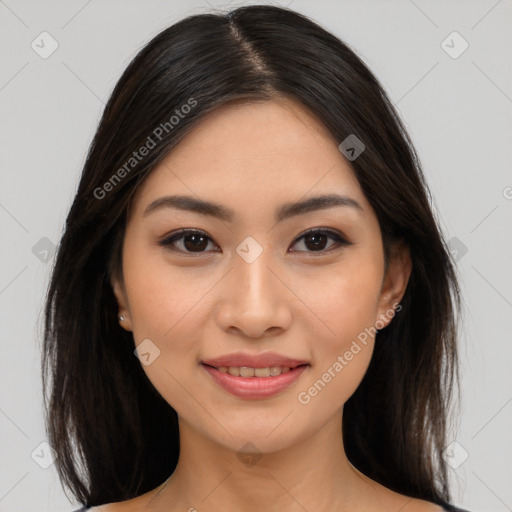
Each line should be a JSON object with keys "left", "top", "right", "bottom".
{"left": 41, "top": 4, "right": 461, "bottom": 507}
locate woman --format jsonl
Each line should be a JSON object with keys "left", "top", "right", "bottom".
{"left": 42, "top": 4, "right": 471, "bottom": 511}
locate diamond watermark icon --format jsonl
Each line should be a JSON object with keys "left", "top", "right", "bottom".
{"left": 236, "top": 236, "right": 263, "bottom": 264}
{"left": 31, "top": 31, "right": 59, "bottom": 59}
{"left": 32, "top": 236, "right": 56, "bottom": 263}
{"left": 448, "top": 237, "right": 468, "bottom": 263}
{"left": 237, "top": 442, "right": 262, "bottom": 467}
{"left": 441, "top": 31, "right": 469, "bottom": 59}
{"left": 442, "top": 441, "right": 469, "bottom": 469}
{"left": 31, "top": 441, "right": 58, "bottom": 469}
{"left": 338, "top": 134, "right": 365, "bottom": 161}
{"left": 134, "top": 338, "right": 161, "bottom": 366}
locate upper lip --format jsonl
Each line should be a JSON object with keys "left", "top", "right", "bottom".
{"left": 201, "top": 351, "right": 309, "bottom": 369}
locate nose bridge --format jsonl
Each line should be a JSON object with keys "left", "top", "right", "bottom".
{"left": 216, "top": 236, "right": 290, "bottom": 336}
{"left": 233, "top": 236, "right": 277, "bottom": 307}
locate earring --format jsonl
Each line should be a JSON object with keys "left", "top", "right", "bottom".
{"left": 118, "top": 313, "right": 127, "bottom": 322}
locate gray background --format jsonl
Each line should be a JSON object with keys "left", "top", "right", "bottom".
{"left": 1, "top": 1, "right": 511, "bottom": 511}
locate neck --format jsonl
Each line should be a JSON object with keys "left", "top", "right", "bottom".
{"left": 148, "top": 411, "right": 383, "bottom": 512}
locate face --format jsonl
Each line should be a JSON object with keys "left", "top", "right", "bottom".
{"left": 111, "top": 97, "right": 411, "bottom": 456}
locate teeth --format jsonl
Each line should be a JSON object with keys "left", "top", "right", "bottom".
{"left": 217, "top": 366, "right": 292, "bottom": 377}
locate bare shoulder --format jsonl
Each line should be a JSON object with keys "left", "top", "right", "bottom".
{"left": 376, "top": 486, "right": 445, "bottom": 512}
{"left": 368, "top": 480, "right": 445, "bottom": 511}
{"left": 85, "top": 479, "right": 171, "bottom": 512}
{"left": 350, "top": 466, "right": 446, "bottom": 512}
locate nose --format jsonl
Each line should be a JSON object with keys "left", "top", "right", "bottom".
{"left": 215, "top": 242, "right": 292, "bottom": 339}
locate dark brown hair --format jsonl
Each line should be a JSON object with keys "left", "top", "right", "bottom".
{"left": 41, "top": 4, "right": 461, "bottom": 508}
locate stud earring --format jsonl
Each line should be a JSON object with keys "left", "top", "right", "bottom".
{"left": 118, "top": 314, "right": 127, "bottom": 322}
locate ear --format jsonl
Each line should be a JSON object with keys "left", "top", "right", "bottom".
{"left": 375, "top": 239, "right": 412, "bottom": 329}
{"left": 111, "top": 274, "right": 133, "bottom": 332}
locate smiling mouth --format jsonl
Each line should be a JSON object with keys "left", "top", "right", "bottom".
{"left": 201, "top": 362, "right": 310, "bottom": 399}
{"left": 202, "top": 363, "right": 309, "bottom": 378}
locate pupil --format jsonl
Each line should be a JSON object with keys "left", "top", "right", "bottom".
{"left": 185, "top": 234, "right": 207, "bottom": 251}
{"left": 305, "top": 233, "right": 327, "bottom": 251}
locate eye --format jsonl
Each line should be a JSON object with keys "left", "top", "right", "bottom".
{"left": 159, "top": 227, "right": 351, "bottom": 255}
{"left": 289, "top": 228, "right": 351, "bottom": 254}
{"left": 159, "top": 229, "right": 219, "bottom": 254}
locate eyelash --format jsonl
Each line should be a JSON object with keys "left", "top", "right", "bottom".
{"left": 158, "top": 228, "right": 352, "bottom": 256}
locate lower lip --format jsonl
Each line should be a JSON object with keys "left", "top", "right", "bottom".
{"left": 201, "top": 363, "right": 309, "bottom": 399}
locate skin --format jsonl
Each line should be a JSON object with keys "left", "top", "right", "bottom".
{"left": 102, "top": 97, "right": 442, "bottom": 512}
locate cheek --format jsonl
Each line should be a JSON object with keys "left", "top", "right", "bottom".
{"left": 297, "top": 288, "right": 379, "bottom": 413}
{"left": 295, "top": 254, "right": 382, "bottom": 406}
{"left": 121, "top": 250, "right": 213, "bottom": 411}
{"left": 304, "top": 254, "right": 384, "bottom": 345}
{"left": 123, "top": 246, "right": 215, "bottom": 344}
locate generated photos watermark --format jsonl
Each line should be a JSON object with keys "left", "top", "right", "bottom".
{"left": 297, "top": 302, "right": 402, "bottom": 405}
{"left": 93, "top": 97, "right": 198, "bottom": 200}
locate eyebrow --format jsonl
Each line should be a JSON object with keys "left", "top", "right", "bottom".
{"left": 143, "top": 193, "right": 363, "bottom": 222}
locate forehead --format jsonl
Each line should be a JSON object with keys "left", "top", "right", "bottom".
{"left": 129, "top": 98, "right": 366, "bottom": 218}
